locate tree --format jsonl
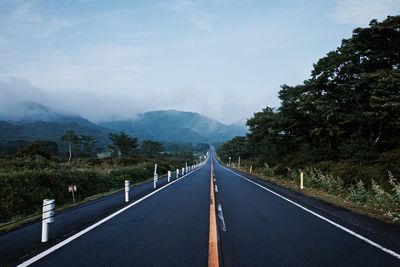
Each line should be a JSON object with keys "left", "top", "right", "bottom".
{"left": 228, "top": 15, "right": 400, "bottom": 174}
{"left": 108, "top": 132, "right": 138, "bottom": 157}
{"left": 79, "top": 135, "right": 96, "bottom": 156}
{"left": 17, "top": 141, "right": 58, "bottom": 159}
{"left": 218, "top": 136, "right": 251, "bottom": 163}
{"left": 61, "top": 130, "right": 79, "bottom": 163}
{"left": 141, "top": 140, "right": 164, "bottom": 157}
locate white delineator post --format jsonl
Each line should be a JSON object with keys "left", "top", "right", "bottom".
{"left": 41, "top": 199, "right": 55, "bottom": 242}
{"left": 154, "top": 164, "right": 158, "bottom": 189}
{"left": 125, "top": 180, "right": 130, "bottom": 202}
{"left": 300, "top": 171, "right": 304, "bottom": 189}
{"left": 250, "top": 165, "right": 253, "bottom": 174}
{"left": 238, "top": 156, "right": 241, "bottom": 168}
{"left": 182, "top": 167, "right": 185, "bottom": 175}
{"left": 168, "top": 171, "right": 171, "bottom": 182}
{"left": 176, "top": 168, "right": 179, "bottom": 178}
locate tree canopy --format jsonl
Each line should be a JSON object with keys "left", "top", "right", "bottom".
{"left": 141, "top": 140, "right": 164, "bottom": 157}
{"left": 219, "top": 16, "right": 400, "bottom": 182}
{"left": 109, "top": 132, "right": 138, "bottom": 156}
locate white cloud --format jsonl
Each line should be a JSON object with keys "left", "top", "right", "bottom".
{"left": 332, "top": 0, "right": 400, "bottom": 25}
{"left": 165, "top": 0, "right": 220, "bottom": 30}
{"left": 166, "top": 0, "right": 199, "bottom": 11}
{"left": 188, "top": 13, "right": 216, "bottom": 30}
{"left": 0, "top": 36, "right": 7, "bottom": 47}
{"left": 8, "top": 0, "right": 42, "bottom": 23}
{"left": 166, "top": 0, "right": 226, "bottom": 10}
{"left": 0, "top": 76, "right": 262, "bottom": 124}
{"left": 1, "top": 0, "right": 74, "bottom": 39}
{"left": 0, "top": 77, "right": 51, "bottom": 108}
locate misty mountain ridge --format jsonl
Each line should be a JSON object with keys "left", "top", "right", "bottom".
{"left": 100, "top": 110, "right": 247, "bottom": 143}
{"left": 0, "top": 101, "right": 98, "bottom": 127}
{"left": 0, "top": 102, "right": 247, "bottom": 149}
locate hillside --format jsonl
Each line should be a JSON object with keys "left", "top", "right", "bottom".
{"left": 0, "top": 102, "right": 112, "bottom": 152}
{"left": 0, "top": 103, "right": 247, "bottom": 153}
{"left": 100, "top": 110, "right": 248, "bottom": 143}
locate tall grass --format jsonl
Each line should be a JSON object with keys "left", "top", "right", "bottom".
{"left": 247, "top": 162, "right": 400, "bottom": 223}
{"left": 302, "top": 168, "right": 400, "bottom": 222}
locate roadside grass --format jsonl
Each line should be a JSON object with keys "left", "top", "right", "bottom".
{"left": 0, "top": 176, "right": 157, "bottom": 233}
{"left": 0, "top": 153, "right": 191, "bottom": 230}
{"left": 233, "top": 164, "right": 400, "bottom": 225}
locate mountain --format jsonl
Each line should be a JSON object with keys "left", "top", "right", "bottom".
{"left": 100, "top": 110, "right": 248, "bottom": 143}
{"left": 0, "top": 102, "right": 112, "bottom": 152}
{"left": 0, "top": 103, "right": 247, "bottom": 154}
{"left": 0, "top": 101, "right": 102, "bottom": 129}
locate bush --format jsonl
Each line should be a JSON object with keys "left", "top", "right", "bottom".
{"left": 0, "top": 155, "right": 188, "bottom": 222}
{"left": 303, "top": 167, "right": 344, "bottom": 195}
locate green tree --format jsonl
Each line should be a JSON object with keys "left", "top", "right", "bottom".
{"left": 79, "top": 135, "right": 96, "bottom": 156}
{"left": 218, "top": 136, "right": 250, "bottom": 163}
{"left": 141, "top": 140, "right": 164, "bottom": 157}
{"left": 17, "top": 141, "right": 58, "bottom": 159}
{"left": 109, "top": 132, "right": 138, "bottom": 157}
{"left": 227, "top": 15, "right": 400, "bottom": 176}
{"left": 61, "top": 130, "right": 79, "bottom": 163}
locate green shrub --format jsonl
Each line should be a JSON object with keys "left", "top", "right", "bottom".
{"left": 303, "top": 167, "right": 344, "bottom": 194}
{"left": 347, "top": 180, "right": 370, "bottom": 204}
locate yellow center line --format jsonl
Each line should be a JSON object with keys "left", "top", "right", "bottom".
{"left": 208, "top": 159, "right": 219, "bottom": 267}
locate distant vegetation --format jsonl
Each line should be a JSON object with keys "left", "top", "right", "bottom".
{"left": 99, "top": 110, "right": 247, "bottom": 143}
{"left": 0, "top": 105, "right": 246, "bottom": 156}
{"left": 0, "top": 129, "right": 208, "bottom": 223}
{"left": 218, "top": 16, "right": 400, "bottom": 223}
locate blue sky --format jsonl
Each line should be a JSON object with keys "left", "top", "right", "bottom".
{"left": 0, "top": 0, "right": 399, "bottom": 123}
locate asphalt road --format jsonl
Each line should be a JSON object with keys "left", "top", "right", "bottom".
{"left": 15, "top": 163, "right": 210, "bottom": 267}
{"left": 0, "top": 170, "right": 186, "bottom": 266}
{"left": 3, "top": 150, "right": 400, "bottom": 266}
{"left": 212, "top": 154, "right": 400, "bottom": 267}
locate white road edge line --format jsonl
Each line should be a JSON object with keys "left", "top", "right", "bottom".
{"left": 17, "top": 163, "right": 207, "bottom": 267}
{"left": 215, "top": 158, "right": 400, "bottom": 260}
{"left": 217, "top": 203, "right": 227, "bottom": 232}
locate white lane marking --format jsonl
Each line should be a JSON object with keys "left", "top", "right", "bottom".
{"left": 17, "top": 163, "right": 207, "bottom": 267}
{"left": 214, "top": 185, "right": 218, "bottom": 193}
{"left": 214, "top": 158, "right": 400, "bottom": 260}
{"left": 217, "top": 203, "right": 227, "bottom": 232}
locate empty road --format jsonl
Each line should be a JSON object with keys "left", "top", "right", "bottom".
{"left": 6, "top": 150, "right": 400, "bottom": 266}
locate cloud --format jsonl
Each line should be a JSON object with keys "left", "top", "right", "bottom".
{"left": 0, "top": 36, "right": 7, "bottom": 47}
{"left": 0, "top": 77, "right": 53, "bottom": 119}
{"left": 2, "top": 0, "right": 74, "bottom": 39}
{"left": 165, "top": 0, "right": 219, "bottom": 30}
{"left": 188, "top": 13, "right": 216, "bottom": 30}
{"left": 0, "top": 77, "right": 261, "bottom": 124}
{"left": 331, "top": 0, "right": 400, "bottom": 25}
{"left": 166, "top": 0, "right": 226, "bottom": 10}
{"left": 0, "top": 77, "right": 49, "bottom": 104}
{"left": 166, "top": 0, "right": 199, "bottom": 11}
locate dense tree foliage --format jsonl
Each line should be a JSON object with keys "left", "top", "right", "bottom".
{"left": 141, "top": 140, "right": 164, "bottom": 157}
{"left": 78, "top": 135, "right": 96, "bottom": 156}
{"left": 16, "top": 141, "right": 58, "bottom": 159}
{"left": 108, "top": 132, "right": 138, "bottom": 156}
{"left": 220, "top": 16, "right": 400, "bottom": 184}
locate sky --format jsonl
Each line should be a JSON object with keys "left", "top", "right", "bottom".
{"left": 0, "top": 0, "right": 399, "bottom": 124}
